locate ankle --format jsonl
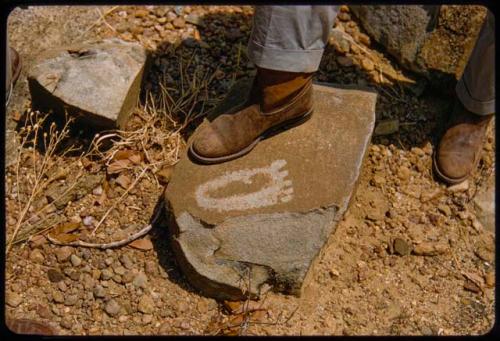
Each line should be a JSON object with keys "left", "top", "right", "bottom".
{"left": 256, "top": 67, "right": 313, "bottom": 111}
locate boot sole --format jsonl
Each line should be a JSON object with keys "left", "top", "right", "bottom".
{"left": 188, "top": 109, "right": 313, "bottom": 165}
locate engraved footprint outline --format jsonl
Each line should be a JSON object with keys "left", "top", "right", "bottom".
{"left": 195, "top": 159, "right": 294, "bottom": 212}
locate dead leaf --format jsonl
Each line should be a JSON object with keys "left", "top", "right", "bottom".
{"left": 51, "top": 221, "right": 81, "bottom": 235}
{"left": 129, "top": 238, "right": 153, "bottom": 250}
{"left": 113, "top": 149, "right": 135, "bottom": 161}
{"left": 412, "top": 242, "right": 449, "bottom": 256}
{"left": 107, "top": 159, "right": 131, "bottom": 174}
{"left": 49, "top": 233, "right": 80, "bottom": 243}
{"left": 115, "top": 173, "right": 131, "bottom": 189}
{"left": 374, "top": 119, "right": 399, "bottom": 136}
{"left": 128, "top": 153, "right": 142, "bottom": 165}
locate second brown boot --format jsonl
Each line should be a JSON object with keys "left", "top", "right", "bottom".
{"left": 189, "top": 67, "right": 314, "bottom": 164}
{"left": 433, "top": 99, "right": 493, "bottom": 184}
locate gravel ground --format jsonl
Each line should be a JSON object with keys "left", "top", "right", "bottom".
{"left": 5, "top": 5, "right": 495, "bottom": 336}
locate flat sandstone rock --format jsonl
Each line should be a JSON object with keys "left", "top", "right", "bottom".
{"left": 165, "top": 81, "right": 377, "bottom": 300}
{"left": 28, "top": 38, "right": 148, "bottom": 129}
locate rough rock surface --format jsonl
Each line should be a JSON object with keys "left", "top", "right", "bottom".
{"left": 349, "top": 5, "right": 440, "bottom": 72}
{"left": 28, "top": 38, "right": 149, "bottom": 129}
{"left": 350, "top": 5, "right": 487, "bottom": 91}
{"left": 164, "top": 79, "right": 377, "bottom": 300}
{"left": 474, "top": 177, "right": 495, "bottom": 234}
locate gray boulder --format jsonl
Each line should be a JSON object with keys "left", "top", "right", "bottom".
{"left": 28, "top": 38, "right": 149, "bottom": 129}
{"left": 164, "top": 78, "right": 377, "bottom": 300}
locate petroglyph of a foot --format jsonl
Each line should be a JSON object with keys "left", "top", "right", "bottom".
{"left": 195, "top": 159, "right": 294, "bottom": 212}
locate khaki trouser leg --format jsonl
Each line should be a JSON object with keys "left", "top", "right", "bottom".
{"left": 456, "top": 10, "right": 495, "bottom": 115}
{"left": 247, "top": 5, "right": 338, "bottom": 73}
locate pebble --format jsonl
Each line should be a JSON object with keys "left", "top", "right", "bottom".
{"left": 29, "top": 235, "right": 47, "bottom": 249}
{"left": 393, "top": 238, "right": 412, "bottom": 256}
{"left": 397, "top": 165, "right": 411, "bottom": 181}
{"left": 92, "top": 186, "right": 103, "bottom": 196}
{"left": 484, "top": 272, "right": 494, "bottom": 288}
{"left": 119, "top": 254, "right": 134, "bottom": 269}
{"left": 133, "top": 272, "right": 148, "bottom": 288}
{"left": 138, "top": 295, "right": 155, "bottom": 314}
{"left": 55, "top": 246, "right": 73, "bottom": 262}
{"left": 101, "top": 269, "right": 113, "bottom": 280}
{"left": 114, "top": 266, "right": 126, "bottom": 276}
{"left": 105, "top": 299, "right": 121, "bottom": 316}
{"left": 64, "top": 294, "right": 78, "bottom": 306}
{"left": 142, "top": 314, "right": 153, "bottom": 324}
{"left": 185, "top": 13, "right": 202, "bottom": 26}
{"left": 83, "top": 216, "right": 94, "bottom": 227}
{"left": 358, "top": 33, "right": 370, "bottom": 45}
{"left": 81, "top": 248, "right": 92, "bottom": 260}
{"left": 145, "top": 261, "right": 157, "bottom": 275}
{"left": 52, "top": 290, "right": 64, "bottom": 303}
{"left": 166, "top": 11, "right": 177, "bottom": 22}
{"left": 93, "top": 285, "right": 106, "bottom": 298}
{"left": 122, "top": 271, "right": 135, "bottom": 283}
{"left": 57, "top": 281, "right": 68, "bottom": 291}
{"left": 361, "top": 58, "right": 375, "bottom": 71}
{"left": 60, "top": 318, "right": 73, "bottom": 330}
{"left": 47, "top": 269, "right": 65, "bottom": 283}
{"left": 29, "top": 249, "right": 45, "bottom": 264}
{"left": 105, "top": 257, "right": 114, "bottom": 266}
{"left": 6, "top": 292, "right": 23, "bottom": 307}
{"left": 172, "top": 17, "right": 185, "bottom": 28}
{"left": 447, "top": 180, "right": 469, "bottom": 193}
{"left": 70, "top": 254, "right": 82, "bottom": 267}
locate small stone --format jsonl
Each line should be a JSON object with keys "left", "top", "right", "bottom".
{"left": 185, "top": 13, "right": 203, "bottom": 26}
{"left": 92, "top": 186, "right": 103, "bottom": 196}
{"left": 29, "top": 235, "right": 47, "bottom": 248}
{"left": 358, "top": 33, "right": 370, "bottom": 45}
{"left": 48, "top": 269, "right": 65, "bottom": 283}
{"left": 397, "top": 165, "right": 411, "bottom": 181}
{"left": 60, "top": 318, "right": 73, "bottom": 330}
{"left": 52, "top": 290, "right": 65, "bottom": 303}
{"left": 112, "top": 275, "right": 123, "bottom": 284}
{"left": 57, "top": 281, "right": 68, "bottom": 292}
{"left": 474, "top": 245, "right": 493, "bottom": 263}
{"left": 484, "top": 272, "right": 494, "bottom": 288}
{"left": 101, "top": 269, "right": 113, "bottom": 280}
{"left": 337, "top": 55, "right": 353, "bottom": 67}
{"left": 393, "top": 238, "right": 412, "bottom": 256}
{"left": 135, "top": 9, "right": 149, "bottom": 17}
{"left": 29, "top": 249, "right": 45, "bottom": 264}
{"left": 64, "top": 295, "right": 78, "bottom": 306}
{"left": 122, "top": 271, "right": 135, "bottom": 283}
{"left": 83, "top": 216, "right": 94, "bottom": 227}
{"left": 166, "top": 11, "right": 177, "bottom": 22}
{"left": 144, "top": 261, "right": 157, "bottom": 275}
{"left": 105, "top": 257, "right": 114, "bottom": 266}
{"left": 93, "top": 285, "right": 106, "bottom": 298}
{"left": 55, "top": 246, "right": 73, "bottom": 262}
{"left": 464, "top": 279, "right": 481, "bottom": 293}
{"left": 133, "top": 272, "right": 148, "bottom": 288}
{"left": 138, "top": 295, "right": 155, "bottom": 314}
{"left": 172, "top": 17, "right": 185, "bottom": 28}
{"left": 142, "top": 314, "right": 153, "bottom": 324}
{"left": 119, "top": 254, "right": 134, "bottom": 269}
{"left": 361, "top": 58, "right": 375, "bottom": 71}
{"left": 105, "top": 299, "right": 121, "bottom": 316}
{"left": 114, "top": 266, "right": 126, "bottom": 276}
{"left": 448, "top": 180, "right": 469, "bottom": 193}
{"left": 70, "top": 254, "right": 82, "bottom": 267}
{"left": 6, "top": 292, "right": 23, "bottom": 307}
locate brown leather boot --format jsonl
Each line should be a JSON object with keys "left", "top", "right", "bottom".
{"left": 189, "top": 67, "right": 314, "bottom": 164}
{"left": 433, "top": 99, "right": 493, "bottom": 184}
